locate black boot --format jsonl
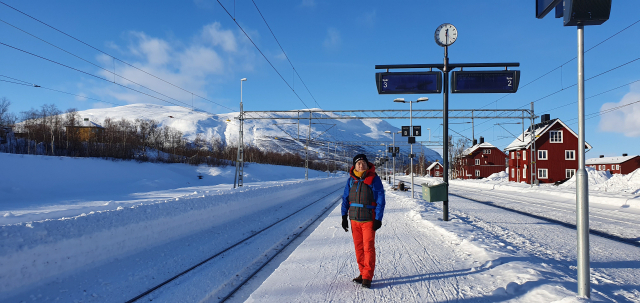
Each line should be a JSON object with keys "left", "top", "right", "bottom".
{"left": 352, "top": 275, "right": 363, "bottom": 284}
{"left": 362, "top": 279, "right": 371, "bottom": 288}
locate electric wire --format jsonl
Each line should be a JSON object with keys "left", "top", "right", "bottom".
{"left": 215, "top": 0, "right": 310, "bottom": 109}
{"left": 0, "top": 1, "right": 236, "bottom": 112}
{"left": 1, "top": 75, "right": 125, "bottom": 106}
{"left": 478, "top": 18, "right": 640, "bottom": 110}
{"left": 250, "top": 0, "right": 322, "bottom": 109}
{"left": 0, "top": 41, "right": 209, "bottom": 112}
{"left": 0, "top": 18, "right": 227, "bottom": 112}
{"left": 247, "top": 0, "right": 338, "bottom": 141}
{"left": 461, "top": 56, "right": 640, "bottom": 134}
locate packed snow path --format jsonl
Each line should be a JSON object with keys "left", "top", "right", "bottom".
{"left": 248, "top": 181, "right": 640, "bottom": 302}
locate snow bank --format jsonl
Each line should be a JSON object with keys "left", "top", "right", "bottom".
{"left": 0, "top": 176, "right": 343, "bottom": 294}
{"left": 0, "top": 153, "right": 330, "bottom": 223}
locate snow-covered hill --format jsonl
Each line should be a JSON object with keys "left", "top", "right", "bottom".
{"left": 74, "top": 103, "right": 443, "bottom": 162}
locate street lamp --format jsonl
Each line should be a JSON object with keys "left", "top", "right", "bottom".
{"left": 394, "top": 97, "right": 429, "bottom": 198}
{"left": 385, "top": 130, "right": 402, "bottom": 187}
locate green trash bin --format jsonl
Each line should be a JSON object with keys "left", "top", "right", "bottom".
{"left": 421, "top": 182, "right": 447, "bottom": 202}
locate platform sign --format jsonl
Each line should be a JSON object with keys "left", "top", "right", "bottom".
{"left": 413, "top": 126, "right": 421, "bottom": 137}
{"left": 376, "top": 72, "right": 442, "bottom": 94}
{"left": 388, "top": 147, "right": 394, "bottom": 153}
{"left": 402, "top": 126, "right": 410, "bottom": 137}
{"left": 395, "top": 147, "right": 400, "bottom": 153}
{"left": 451, "top": 71, "right": 520, "bottom": 94}
{"left": 408, "top": 137, "right": 416, "bottom": 144}
{"left": 536, "top": 0, "right": 562, "bottom": 18}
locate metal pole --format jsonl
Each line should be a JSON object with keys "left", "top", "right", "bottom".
{"left": 410, "top": 101, "right": 414, "bottom": 198}
{"left": 327, "top": 142, "right": 330, "bottom": 177}
{"left": 530, "top": 102, "right": 536, "bottom": 187}
{"left": 443, "top": 45, "right": 450, "bottom": 221}
{"left": 472, "top": 110, "right": 475, "bottom": 142}
{"left": 393, "top": 132, "right": 396, "bottom": 186}
{"left": 305, "top": 112, "right": 311, "bottom": 180}
{"left": 576, "top": 24, "right": 590, "bottom": 298}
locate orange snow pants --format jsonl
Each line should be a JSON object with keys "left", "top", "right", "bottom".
{"left": 351, "top": 220, "right": 376, "bottom": 280}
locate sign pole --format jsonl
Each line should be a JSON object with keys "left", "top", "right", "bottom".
{"left": 576, "top": 24, "right": 590, "bottom": 298}
{"left": 410, "top": 101, "right": 414, "bottom": 198}
{"left": 442, "top": 45, "right": 450, "bottom": 221}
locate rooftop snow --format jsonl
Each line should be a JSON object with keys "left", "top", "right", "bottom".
{"left": 462, "top": 142, "right": 496, "bottom": 156}
{"left": 586, "top": 155, "right": 638, "bottom": 165}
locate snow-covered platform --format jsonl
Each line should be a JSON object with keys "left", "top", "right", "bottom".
{"left": 246, "top": 181, "right": 640, "bottom": 302}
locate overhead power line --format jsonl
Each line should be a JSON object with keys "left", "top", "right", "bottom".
{"left": 462, "top": 56, "right": 640, "bottom": 134}
{"left": 479, "top": 18, "right": 640, "bottom": 110}
{"left": 215, "top": 0, "right": 310, "bottom": 110}
{"left": 0, "top": 41, "right": 209, "bottom": 112}
{"left": 250, "top": 0, "right": 322, "bottom": 109}
{"left": 0, "top": 18, "right": 236, "bottom": 113}
{"left": 0, "top": 0, "right": 235, "bottom": 112}
{"left": 1, "top": 74, "right": 125, "bottom": 106}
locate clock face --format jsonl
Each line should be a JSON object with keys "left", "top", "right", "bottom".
{"left": 435, "top": 23, "right": 458, "bottom": 47}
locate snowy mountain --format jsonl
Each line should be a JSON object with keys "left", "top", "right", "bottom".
{"left": 74, "top": 103, "right": 443, "bottom": 162}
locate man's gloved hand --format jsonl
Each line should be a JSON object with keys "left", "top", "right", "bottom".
{"left": 342, "top": 215, "right": 349, "bottom": 232}
{"left": 373, "top": 220, "right": 382, "bottom": 231}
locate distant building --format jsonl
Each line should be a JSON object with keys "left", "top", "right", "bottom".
{"left": 457, "top": 137, "right": 507, "bottom": 179}
{"left": 587, "top": 154, "right": 640, "bottom": 175}
{"left": 426, "top": 160, "right": 443, "bottom": 177}
{"left": 65, "top": 118, "right": 105, "bottom": 142}
{"left": 504, "top": 114, "right": 592, "bottom": 184}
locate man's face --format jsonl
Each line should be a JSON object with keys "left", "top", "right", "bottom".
{"left": 355, "top": 160, "right": 368, "bottom": 172}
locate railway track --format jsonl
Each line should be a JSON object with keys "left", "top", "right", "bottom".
{"left": 126, "top": 186, "right": 343, "bottom": 303}
{"left": 409, "top": 182, "right": 640, "bottom": 248}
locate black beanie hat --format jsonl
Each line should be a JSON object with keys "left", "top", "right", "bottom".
{"left": 353, "top": 154, "right": 368, "bottom": 167}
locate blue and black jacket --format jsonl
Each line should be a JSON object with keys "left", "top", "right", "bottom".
{"left": 341, "top": 163, "right": 386, "bottom": 221}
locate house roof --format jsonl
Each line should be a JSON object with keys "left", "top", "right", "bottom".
{"left": 462, "top": 142, "right": 496, "bottom": 156}
{"left": 426, "top": 161, "right": 443, "bottom": 170}
{"left": 586, "top": 155, "right": 638, "bottom": 165}
{"left": 65, "top": 121, "right": 105, "bottom": 129}
{"left": 504, "top": 118, "right": 592, "bottom": 151}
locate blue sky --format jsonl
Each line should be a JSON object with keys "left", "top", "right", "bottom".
{"left": 1, "top": 0, "right": 639, "bottom": 158}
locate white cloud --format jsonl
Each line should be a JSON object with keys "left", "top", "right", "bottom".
{"left": 598, "top": 82, "right": 640, "bottom": 137}
{"left": 301, "top": 0, "right": 315, "bottom": 7}
{"left": 201, "top": 22, "right": 238, "bottom": 52}
{"left": 323, "top": 28, "right": 341, "bottom": 51}
{"left": 75, "top": 93, "right": 88, "bottom": 101}
{"left": 89, "top": 22, "right": 256, "bottom": 111}
{"left": 357, "top": 10, "right": 376, "bottom": 27}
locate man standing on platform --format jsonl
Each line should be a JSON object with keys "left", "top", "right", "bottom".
{"left": 341, "top": 154, "right": 386, "bottom": 289}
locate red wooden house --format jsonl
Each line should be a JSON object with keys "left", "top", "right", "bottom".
{"left": 426, "top": 161, "right": 443, "bottom": 177}
{"left": 587, "top": 154, "right": 640, "bottom": 175}
{"left": 457, "top": 137, "right": 507, "bottom": 179}
{"left": 504, "top": 115, "right": 592, "bottom": 184}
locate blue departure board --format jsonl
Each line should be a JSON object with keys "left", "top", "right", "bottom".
{"left": 376, "top": 72, "right": 442, "bottom": 94}
{"left": 451, "top": 71, "right": 520, "bottom": 94}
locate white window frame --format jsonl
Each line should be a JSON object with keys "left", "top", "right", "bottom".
{"left": 522, "top": 168, "right": 527, "bottom": 179}
{"left": 523, "top": 151, "right": 526, "bottom": 161}
{"left": 511, "top": 152, "right": 515, "bottom": 159}
{"left": 549, "top": 130, "right": 563, "bottom": 143}
{"left": 511, "top": 168, "right": 515, "bottom": 178}
{"left": 538, "top": 168, "right": 548, "bottom": 179}
{"left": 475, "top": 159, "right": 480, "bottom": 165}
{"left": 566, "top": 169, "right": 576, "bottom": 179}
{"left": 483, "top": 149, "right": 491, "bottom": 154}
{"left": 435, "top": 171, "right": 440, "bottom": 177}
{"left": 538, "top": 150, "right": 548, "bottom": 160}
{"left": 475, "top": 170, "right": 480, "bottom": 177}
{"left": 616, "top": 164, "right": 620, "bottom": 170}
{"left": 565, "top": 150, "right": 575, "bottom": 160}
